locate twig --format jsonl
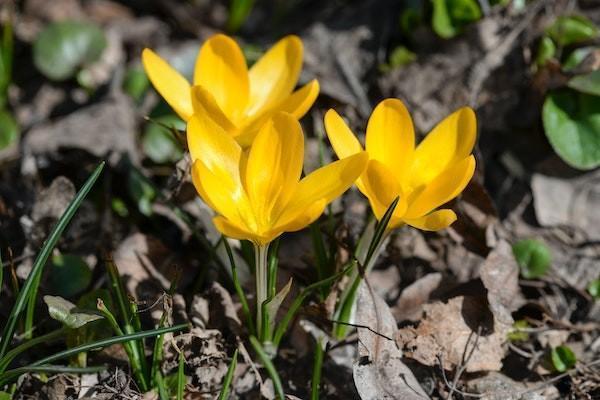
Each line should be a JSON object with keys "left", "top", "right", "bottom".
{"left": 447, "top": 327, "right": 482, "bottom": 400}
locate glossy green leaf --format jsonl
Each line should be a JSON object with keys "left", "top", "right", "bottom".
{"left": 142, "top": 115, "right": 184, "bottom": 164}
{"left": 562, "top": 47, "right": 596, "bottom": 71}
{"left": 48, "top": 254, "right": 92, "bottom": 297}
{"left": 0, "top": 109, "right": 18, "bottom": 150}
{"left": 568, "top": 70, "right": 600, "bottom": 96}
{"left": 33, "top": 21, "right": 107, "bottom": 81}
{"left": 512, "top": 239, "right": 551, "bottom": 279}
{"left": 546, "top": 15, "right": 598, "bottom": 47}
{"left": 44, "top": 295, "right": 103, "bottom": 329}
{"left": 432, "top": 0, "right": 481, "bottom": 39}
{"left": 587, "top": 279, "right": 600, "bottom": 299}
{"left": 543, "top": 89, "right": 600, "bottom": 170}
{"left": 535, "top": 36, "right": 556, "bottom": 67}
{"left": 550, "top": 345, "right": 576, "bottom": 372}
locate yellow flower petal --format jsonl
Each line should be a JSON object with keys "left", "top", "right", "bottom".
{"left": 187, "top": 112, "right": 241, "bottom": 176}
{"left": 194, "top": 34, "right": 249, "bottom": 121}
{"left": 142, "top": 48, "right": 193, "bottom": 120}
{"left": 410, "top": 107, "right": 476, "bottom": 187}
{"left": 404, "top": 155, "right": 476, "bottom": 218}
{"left": 245, "top": 112, "right": 304, "bottom": 227}
{"left": 404, "top": 209, "right": 457, "bottom": 231}
{"left": 275, "top": 152, "right": 368, "bottom": 228}
{"left": 247, "top": 35, "right": 303, "bottom": 116}
{"left": 361, "top": 160, "right": 407, "bottom": 225}
{"left": 271, "top": 200, "right": 326, "bottom": 234}
{"left": 191, "top": 160, "right": 253, "bottom": 229}
{"left": 213, "top": 216, "right": 265, "bottom": 243}
{"left": 365, "top": 99, "right": 415, "bottom": 184}
{"left": 191, "top": 85, "right": 236, "bottom": 133}
{"left": 324, "top": 109, "right": 363, "bottom": 159}
{"left": 234, "top": 80, "right": 319, "bottom": 147}
{"left": 274, "top": 79, "right": 320, "bottom": 119}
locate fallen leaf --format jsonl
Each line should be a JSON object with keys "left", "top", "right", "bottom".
{"left": 354, "top": 283, "right": 430, "bottom": 400}
{"left": 43, "top": 295, "right": 103, "bottom": 328}
{"left": 393, "top": 273, "right": 442, "bottom": 322}
{"left": 397, "top": 296, "right": 510, "bottom": 372}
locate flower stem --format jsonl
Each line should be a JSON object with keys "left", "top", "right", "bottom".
{"left": 254, "top": 243, "right": 270, "bottom": 341}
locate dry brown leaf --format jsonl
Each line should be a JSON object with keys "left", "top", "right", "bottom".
{"left": 393, "top": 273, "right": 442, "bottom": 322}
{"left": 354, "top": 283, "right": 430, "bottom": 400}
{"left": 397, "top": 296, "right": 509, "bottom": 372}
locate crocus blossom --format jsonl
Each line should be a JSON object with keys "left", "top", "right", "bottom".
{"left": 325, "top": 98, "right": 476, "bottom": 231}
{"left": 188, "top": 110, "right": 367, "bottom": 245}
{"left": 142, "top": 34, "right": 319, "bottom": 145}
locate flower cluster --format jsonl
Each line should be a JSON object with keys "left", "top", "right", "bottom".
{"left": 143, "top": 34, "right": 476, "bottom": 244}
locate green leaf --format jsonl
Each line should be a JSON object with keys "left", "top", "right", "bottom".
{"left": 562, "top": 47, "right": 596, "bottom": 72}
{"left": 568, "top": 70, "right": 600, "bottom": 97}
{"left": 227, "top": 0, "right": 255, "bottom": 33}
{"left": 48, "top": 254, "right": 92, "bottom": 297}
{"left": 142, "top": 115, "right": 184, "bottom": 164}
{"left": 265, "top": 278, "right": 293, "bottom": 333}
{"left": 507, "top": 319, "right": 530, "bottom": 342}
{"left": 128, "top": 168, "right": 157, "bottom": 216}
{"left": 0, "top": 162, "right": 105, "bottom": 359}
{"left": 550, "top": 345, "right": 576, "bottom": 372}
{"left": 535, "top": 36, "right": 556, "bottom": 67}
{"left": 33, "top": 21, "right": 107, "bottom": 81}
{"left": 547, "top": 15, "right": 598, "bottom": 47}
{"left": 44, "top": 295, "right": 103, "bottom": 329}
{"left": 0, "top": 109, "right": 18, "bottom": 150}
{"left": 512, "top": 239, "right": 552, "bottom": 279}
{"left": 389, "top": 46, "right": 417, "bottom": 68}
{"left": 431, "top": 0, "right": 481, "bottom": 39}
{"left": 123, "top": 67, "right": 149, "bottom": 102}
{"left": 587, "top": 279, "right": 600, "bottom": 299}
{"left": 543, "top": 89, "right": 600, "bottom": 170}
{"left": 0, "top": 391, "right": 11, "bottom": 400}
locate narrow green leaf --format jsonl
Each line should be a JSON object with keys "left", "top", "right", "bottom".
{"left": 0, "top": 109, "right": 19, "bottom": 150}
{"left": 249, "top": 336, "right": 284, "bottom": 400}
{"left": 310, "top": 339, "right": 324, "bottom": 400}
{"left": 217, "top": 348, "right": 238, "bottom": 400}
{"left": 0, "top": 162, "right": 105, "bottom": 359}
{"left": 587, "top": 279, "right": 600, "bottom": 299}
{"left": 176, "top": 352, "right": 185, "bottom": 400}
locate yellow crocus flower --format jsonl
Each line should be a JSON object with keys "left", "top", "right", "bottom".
{"left": 324, "top": 98, "right": 476, "bottom": 231}
{"left": 142, "top": 34, "right": 319, "bottom": 146}
{"left": 187, "top": 110, "right": 368, "bottom": 245}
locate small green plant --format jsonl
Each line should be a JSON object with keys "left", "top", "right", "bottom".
{"left": 550, "top": 345, "right": 577, "bottom": 372}
{"left": 587, "top": 279, "right": 600, "bottom": 299}
{"left": 512, "top": 239, "right": 552, "bottom": 279}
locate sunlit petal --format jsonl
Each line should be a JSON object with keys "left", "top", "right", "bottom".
{"left": 404, "top": 155, "right": 476, "bottom": 218}
{"left": 365, "top": 99, "right": 415, "bottom": 183}
{"left": 187, "top": 112, "right": 241, "bottom": 177}
{"left": 245, "top": 112, "right": 304, "bottom": 227}
{"left": 410, "top": 107, "right": 476, "bottom": 187}
{"left": 273, "top": 79, "right": 319, "bottom": 119}
{"left": 361, "top": 160, "right": 407, "bottom": 223}
{"left": 324, "top": 109, "right": 363, "bottom": 159}
{"left": 142, "top": 48, "right": 193, "bottom": 120}
{"left": 213, "top": 216, "right": 265, "bottom": 243}
{"left": 247, "top": 35, "right": 303, "bottom": 116}
{"left": 276, "top": 152, "right": 368, "bottom": 227}
{"left": 191, "top": 85, "right": 236, "bottom": 133}
{"left": 271, "top": 200, "right": 326, "bottom": 234}
{"left": 404, "top": 209, "right": 457, "bottom": 231}
{"left": 194, "top": 34, "right": 249, "bottom": 121}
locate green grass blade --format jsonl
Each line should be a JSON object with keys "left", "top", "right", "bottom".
{"left": 0, "top": 328, "right": 65, "bottom": 373}
{"left": 0, "top": 324, "right": 186, "bottom": 385}
{"left": 217, "top": 348, "right": 238, "bottom": 400}
{"left": 0, "top": 251, "right": 3, "bottom": 298}
{"left": 272, "top": 261, "right": 356, "bottom": 348}
{"left": 311, "top": 339, "right": 324, "bottom": 400}
{"left": 0, "top": 365, "right": 106, "bottom": 384}
{"left": 249, "top": 336, "right": 284, "bottom": 400}
{"left": 176, "top": 352, "right": 185, "bottom": 400}
{"left": 0, "top": 161, "right": 105, "bottom": 358}
{"left": 363, "top": 196, "right": 399, "bottom": 270}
